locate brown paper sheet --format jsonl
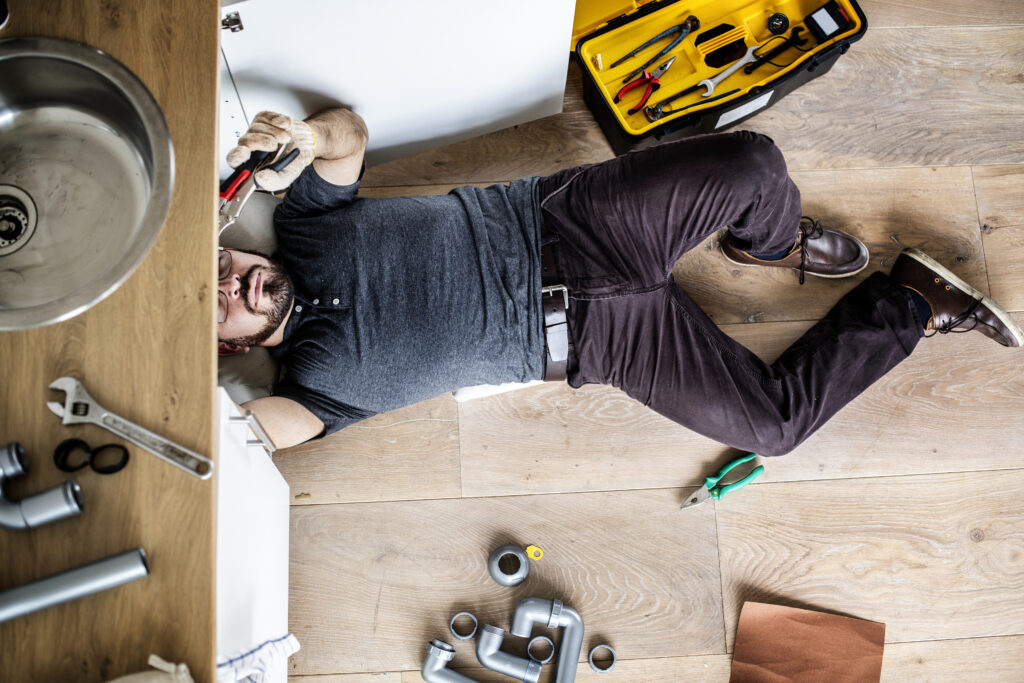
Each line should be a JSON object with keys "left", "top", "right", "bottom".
{"left": 730, "top": 602, "right": 886, "bottom": 683}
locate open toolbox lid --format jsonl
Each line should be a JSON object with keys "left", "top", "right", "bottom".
{"left": 573, "top": 0, "right": 866, "bottom": 135}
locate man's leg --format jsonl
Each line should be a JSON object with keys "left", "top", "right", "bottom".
{"left": 537, "top": 130, "right": 803, "bottom": 294}
{"left": 567, "top": 272, "right": 922, "bottom": 457}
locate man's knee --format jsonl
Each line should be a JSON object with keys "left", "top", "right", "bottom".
{"left": 719, "top": 130, "right": 788, "bottom": 182}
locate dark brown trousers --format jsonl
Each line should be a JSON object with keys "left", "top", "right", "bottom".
{"left": 537, "top": 131, "right": 922, "bottom": 457}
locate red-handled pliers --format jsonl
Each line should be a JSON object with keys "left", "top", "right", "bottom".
{"left": 614, "top": 57, "right": 676, "bottom": 115}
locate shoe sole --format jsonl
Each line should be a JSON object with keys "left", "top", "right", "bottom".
{"left": 902, "top": 247, "right": 1024, "bottom": 347}
{"left": 721, "top": 234, "right": 871, "bottom": 279}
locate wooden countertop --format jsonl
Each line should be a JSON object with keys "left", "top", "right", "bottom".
{"left": 0, "top": 1, "right": 219, "bottom": 681}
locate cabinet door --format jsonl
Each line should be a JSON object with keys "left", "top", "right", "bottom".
{"left": 218, "top": 0, "right": 576, "bottom": 175}
{"left": 216, "top": 390, "right": 290, "bottom": 680}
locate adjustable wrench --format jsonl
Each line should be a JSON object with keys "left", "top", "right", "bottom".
{"left": 698, "top": 44, "right": 760, "bottom": 97}
{"left": 47, "top": 377, "right": 214, "bottom": 480}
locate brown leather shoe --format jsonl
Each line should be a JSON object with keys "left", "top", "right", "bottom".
{"left": 891, "top": 247, "right": 1023, "bottom": 347}
{"left": 721, "top": 217, "right": 869, "bottom": 284}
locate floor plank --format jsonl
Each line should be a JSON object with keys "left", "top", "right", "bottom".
{"left": 287, "top": 489, "right": 724, "bottom": 676}
{"left": 975, "top": 165, "right": 1024, "bottom": 312}
{"left": 974, "top": 165, "right": 1024, "bottom": 230}
{"left": 274, "top": 396, "right": 461, "bottom": 505}
{"left": 292, "top": 635, "right": 1024, "bottom": 682}
{"left": 717, "top": 470, "right": 1024, "bottom": 648}
{"left": 459, "top": 312, "right": 1024, "bottom": 497}
{"left": 880, "top": 635, "right": 1024, "bottom": 682}
{"left": 860, "top": 0, "right": 1024, "bottom": 28}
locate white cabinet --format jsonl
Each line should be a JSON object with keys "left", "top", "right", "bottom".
{"left": 216, "top": 389, "right": 291, "bottom": 682}
{"left": 218, "top": 0, "right": 577, "bottom": 178}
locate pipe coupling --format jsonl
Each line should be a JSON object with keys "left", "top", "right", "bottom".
{"left": 488, "top": 544, "right": 530, "bottom": 587}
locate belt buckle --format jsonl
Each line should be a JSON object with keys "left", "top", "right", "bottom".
{"left": 542, "top": 284, "right": 569, "bottom": 308}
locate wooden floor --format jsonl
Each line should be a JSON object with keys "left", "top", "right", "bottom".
{"left": 279, "top": 2, "right": 1024, "bottom": 680}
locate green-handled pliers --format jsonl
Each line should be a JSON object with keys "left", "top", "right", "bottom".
{"left": 680, "top": 453, "right": 764, "bottom": 509}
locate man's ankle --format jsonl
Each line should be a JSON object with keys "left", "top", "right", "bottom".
{"left": 902, "top": 286, "right": 932, "bottom": 330}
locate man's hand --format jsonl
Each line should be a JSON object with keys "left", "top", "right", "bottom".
{"left": 226, "top": 111, "right": 316, "bottom": 192}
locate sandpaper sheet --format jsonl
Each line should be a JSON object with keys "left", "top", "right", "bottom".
{"left": 730, "top": 602, "right": 885, "bottom": 683}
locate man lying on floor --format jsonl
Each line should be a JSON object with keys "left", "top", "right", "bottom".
{"left": 217, "top": 109, "right": 1022, "bottom": 450}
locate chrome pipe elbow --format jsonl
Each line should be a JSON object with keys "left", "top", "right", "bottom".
{"left": 511, "top": 597, "right": 585, "bottom": 683}
{"left": 0, "top": 442, "right": 83, "bottom": 530}
{"left": 421, "top": 640, "right": 479, "bottom": 683}
{"left": 476, "top": 624, "right": 541, "bottom": 683}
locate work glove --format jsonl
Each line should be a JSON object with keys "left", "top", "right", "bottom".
{"left": 226, "top": 111, "right": 316, "bottom": 192}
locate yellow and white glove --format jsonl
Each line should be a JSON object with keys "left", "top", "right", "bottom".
{"left": 226, "top": 111, "right": 316, "bottom": 192}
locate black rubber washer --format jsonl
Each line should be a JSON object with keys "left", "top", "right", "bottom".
{"left": 90, "top": 444, "right": 130, "bottom": 474}
{"left": 768, "top": 13, "right": 789, "bottom": 34}
{"left": 54, "top": 438, "right": 92, "bottom": 472}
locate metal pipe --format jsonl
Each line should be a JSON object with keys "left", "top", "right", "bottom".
{"left": 421, "top": 639, "right": 479, "bottom": 683}
{"left": 0, "top": 442, "right": 83, "bottom": 530}
{"left": 476, "top": 624, "right": 541, "bottom": 683}
{"left": 511, "top": 597, "right": 584, "bottom": 683}
{"left": 0, "top": 547, "right": 149, "bottom": 623}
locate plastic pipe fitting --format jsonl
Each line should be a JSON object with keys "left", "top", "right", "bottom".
{"left": 0, "top": 442, "right": 83, "bottom": 530}
{"left": 589, "top": 644, "right": 618, "bottom": 673}
{"left": 421, "top": 639, "right": 479, "bottom": 683}
{"left": 488, "top": 544, "right": 530, "bottom": 587}
{"left": 449, "top": 611, "right": 478, "bottom": 641}
{"left": 528, "top": 635, "right": 555, "bottom": 665}
{"left": 0, "top": 547, "right": 148, "bottom": 623}
{"left": 511, "top": 597, "right": 584, "bottom": 683}
{"left": 476, "top": 624, "right": 542, "bottom": 683}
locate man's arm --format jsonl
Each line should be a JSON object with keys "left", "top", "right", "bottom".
{"left": 242, "top": 396, "right": 325, "bottom": 449}
{"left": 225, "top": 107, "right": 368, "bottom": 192}
{"left": 305, "top": 108, "right": 368, "bottom": 186}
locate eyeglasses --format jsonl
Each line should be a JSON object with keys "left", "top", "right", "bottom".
{"left": 218, "top": 249, "right": 232, "bottom": 324}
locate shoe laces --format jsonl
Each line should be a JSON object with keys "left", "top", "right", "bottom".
{"left": 796, "top": 217, "right": 823, "bottom": 285}
{"left": 925, "top": 295, "right": 982, "bottom": 338}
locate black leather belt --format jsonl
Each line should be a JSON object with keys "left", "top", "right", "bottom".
{"left": 540, "top": 227, "right": 569, "bottom": 382}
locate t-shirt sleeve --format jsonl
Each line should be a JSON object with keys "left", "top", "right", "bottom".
{"left": 273, "top": 375, "right": 377, "bottom": 437}
{"left": 274, "top": 163, "right": 365, "bottom": 220}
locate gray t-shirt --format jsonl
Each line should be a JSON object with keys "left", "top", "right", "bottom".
{"left": 269, "top": 165, "right": 544, "bottom": 435}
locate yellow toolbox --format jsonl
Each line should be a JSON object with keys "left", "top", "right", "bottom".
{"left": 572, "top": 0, "right": 867, "bottom": 154}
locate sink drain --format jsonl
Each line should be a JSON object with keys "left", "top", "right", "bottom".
{"left": 0, "top": 185, "right": 37, "bottom": 256}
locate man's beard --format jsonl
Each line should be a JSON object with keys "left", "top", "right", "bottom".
{"left": 222, "top": 258, "right": 295, "bottom": 347}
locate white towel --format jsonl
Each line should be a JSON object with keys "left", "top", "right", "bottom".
{"left": 216, "top": 633, "right": 300, "bottom": 683}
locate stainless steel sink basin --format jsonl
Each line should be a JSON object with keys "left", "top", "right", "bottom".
{"left": 0, "top": 37, "right": 174, "bottom": 330}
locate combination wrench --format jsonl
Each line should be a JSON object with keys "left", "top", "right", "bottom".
{"left": 698, "top": 44, "right": 760, "bottom": 97}
{"left": 47, "top": 377, "right": 214, "bottom": 480}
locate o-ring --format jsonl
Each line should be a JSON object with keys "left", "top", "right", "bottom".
{"left": 527, "top": 635, "right": 555, "bottom": 665}
{"left": 53, "top": 438, "right": 92, "bottom": 471}
{"left": 588, "top": 644, "right": 617, "bottom": 673}
{"left": 90, "top": 444, "right": 130, "bottom": 474}
{"left": 449, "top": 611, "right": 478, "bottom": 641}
{"left": 54, "top": 439, "right": 130, "bottom": 475}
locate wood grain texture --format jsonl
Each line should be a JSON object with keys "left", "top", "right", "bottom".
{"left": 717, "top": 470, "right": 1024, "bottom": 647}
{"left": 741, "top": 27, "right": 1024, "bottom": 171}
{"left": 459, "top": 312, "right": 1024, "bottom": 497}
{"left": 974, "top": 165, "right": 1024, "bottom": 229}
{"left": 975, "top": 165, "right": 1024, "bottom": 312}
{"left": 0, "top": 1, "right": 219, "bottom": 682}
{"left": 292, "top": 635, "right": 1024, "bottom": 682}
{"left": 859, "top": 0, "right": 1024, "bottom": 28}
{"left": 287, "top": 489, "right": 724, "bottom": 676}
{"left": 274, "top": 396, "right": 460, "bottom": 505}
